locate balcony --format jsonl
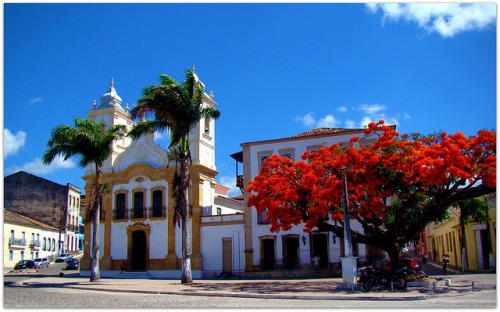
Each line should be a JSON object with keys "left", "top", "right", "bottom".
{"left": 9, "top": 238, "right": 26, "bottom": 249}
{"left": 113, "top": 206, "right": 166, "bottom": 222}
{"left": 148, "top": 206, "right": 166, "bottom": 219}
{"left": 30, "top": 240, "right": 41, "bottom": 250}
{"left": 236, "top": 175, "right": 244, "bottom": 190}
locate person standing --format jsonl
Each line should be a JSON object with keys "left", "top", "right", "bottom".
{"left": 312, "top": 255, "right": 320, "bottom": 271}
{"left": 442, "top": 254, "right": 449, "bottom": 275}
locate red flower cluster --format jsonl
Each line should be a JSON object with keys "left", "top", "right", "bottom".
{"left": 247, "top": 121, "right": 496, "bottom": 233}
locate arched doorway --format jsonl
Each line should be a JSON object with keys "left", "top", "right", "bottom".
{"left": 132, "top": 230, "right": 146, "bottom": 271}
{"left": 126, "top": 222, "right": 150, "bottom": 272}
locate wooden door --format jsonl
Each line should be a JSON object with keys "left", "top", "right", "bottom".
{"left": 222, "top": 239, "right": 232, "bottom": 273}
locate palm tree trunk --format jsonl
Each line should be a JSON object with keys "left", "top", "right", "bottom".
{"left": 90, "top": 164, "right": 101, "bottom": 282}
{"left": 180, "top": 155, "right": 193, "bottom": 284}
{"left": 90, "top": 202, "right": 100, "bottom": 282}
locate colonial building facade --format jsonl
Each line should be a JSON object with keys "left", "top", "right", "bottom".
{"left": 80, "top": 76, "right": 244, "bottom": 278}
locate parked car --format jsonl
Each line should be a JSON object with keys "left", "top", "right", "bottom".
{"left": 14, "top": 260, "right": 36, "bottom": 270}
{"left": 66, "top": 258, "right": 79, "bottom": 270}
{"left": 34, "top": 258, "right": 50, "bottom": 268}
{"left": 56, "top": 253, "right": 72, "bottom": 262}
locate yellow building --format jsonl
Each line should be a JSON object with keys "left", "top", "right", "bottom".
{"left": 426, "top": 194, "right": 496, "bottom": 271}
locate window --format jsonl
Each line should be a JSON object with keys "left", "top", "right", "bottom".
{"left": 52, "top": 239, "right": 56, "bottom": 251}
{"left": 257, "top": 209, "right": 271, "bottom": 224}
{"left": 115, "top": 193, "right": 126, "bottom": 220}
{"left": 257, "top": 151, "right": 273, "bottom": 171}
{"left": 133, "top": 191, "right": 144, "bottom": 218}
{"left": 11, "top": 230, "right": 14, "bottom": 240}
{"left": 152, "top": 190, "right": 163, "bottom": 218}
{"left": 217, "top": 208, "right": 222, "bottom": 215}
{"left": 279, "top": 148, "right": 295, "bottom": 161}
{"left": 48, "top": 239, "right": 51, "bottom": 251}
{"left": 9, "top": 250, "right": 13, "bottom": 261}
{"left": 43, "top": 238, "right": 47, "bottom": 251}
{"left": 20, "top": 251, "right": 24, "bottom": 260}
{"left": 204, "top": 117, "right": 210, "bottom": 134}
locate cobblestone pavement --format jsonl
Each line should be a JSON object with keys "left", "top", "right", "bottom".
{"left": 4, "top": 252, "right": 496, "bottom": 309}
{"left": 4, "top": 278, "right": 496, "bottom": 309}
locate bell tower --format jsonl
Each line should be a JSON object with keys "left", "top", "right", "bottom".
{"left": 85, "top": 78, "right": 133, "bottom": 176}
{"left": 188, "top": 68, "right": 217, "bottom": 171}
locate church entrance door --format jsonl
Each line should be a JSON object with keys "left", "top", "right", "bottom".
{"left": 132, "top": 230, "right": 146, "bottom": 271}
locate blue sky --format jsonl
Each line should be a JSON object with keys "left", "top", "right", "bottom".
{"left": 4, "top": 3, "right": 497, "bottom": 196}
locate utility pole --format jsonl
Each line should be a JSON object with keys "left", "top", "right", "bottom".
{"left": 340, "top": 168, "right": 357, "bottom": 290}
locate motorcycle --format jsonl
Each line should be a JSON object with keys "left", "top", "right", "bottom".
{"left": 359, "top": 260, "right": 408, "bottom": 291}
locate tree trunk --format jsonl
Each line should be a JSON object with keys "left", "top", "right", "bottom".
{"left": 387, "top": 245, "right": 402, "bottom": 271}
{"left": 90, "top": 202, "right": 100, "bottom": 282}
{"left": 180, "top": 156, "right": 193, "bottom": 284}
{"left": 90, "top": 164, "right": 101, "bottom": 282}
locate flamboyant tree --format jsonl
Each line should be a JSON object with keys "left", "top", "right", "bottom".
{"left": 247, "top": 121, "right": 496, "bottom": 266}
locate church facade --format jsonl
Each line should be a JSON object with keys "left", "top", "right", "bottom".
{"left": 80, "top": 77, "right": 245, "bottom": 279}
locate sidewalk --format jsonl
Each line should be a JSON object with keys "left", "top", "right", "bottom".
{"left": 18, "top": 274, "right": 488, "bottom": 301}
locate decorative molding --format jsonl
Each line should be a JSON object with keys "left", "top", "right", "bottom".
{"left": 113, "top": 133, "right": 169, "bottom": 173}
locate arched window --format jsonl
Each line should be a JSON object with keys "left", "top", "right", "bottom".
{"left": 43, "top": 238, "right": 47, "bottom": 251}
{"left": 52, "top": 239, "right": 56, "bottom": 251}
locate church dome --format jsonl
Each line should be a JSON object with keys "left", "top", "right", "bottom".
{"left": 98, "top": 78, "right": 123, "bottom": 111}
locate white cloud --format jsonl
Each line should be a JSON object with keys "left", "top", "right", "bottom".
{"left": 29, "top": 97, "right": 43, "bottom": 104}
{"left": 317, "top": 115, "right": 341, "bottom": 128}
{"left": 359, "top": 104, "right": 386, "bottom": 115}
{"left": 345, "top": 119, "right": 357, "bottom": 128}
{"left": 295, "top": 112, "right": 341, "bottom": 129}
{"left": 154, "top": 131, "right": 167, "bottom": 140}
{"left": 5, "top": 155, "right": 76, "bottom": 176}
{"left": 294, "top": 112, "right": 316, "bottom": 127}
{"left": 4, "top": 129, "right": 26, "bottom": 158}
{"left": 404, "top": 113, "right": 411, "bottom": 120}
{"left": 218, "top": 176, "right": 239, "bottom": 196}
{"left": 367, "top": 3, "right": 496, "bottom": 37}
{"left": 337, "top": 106, "right": 347, "bottom": 112}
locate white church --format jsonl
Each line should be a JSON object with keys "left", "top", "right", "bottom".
{"left": 80, "top": 73, "right": 384, "bottom": 279}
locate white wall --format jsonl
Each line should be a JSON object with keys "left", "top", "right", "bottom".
{"left": 201, "top": 223, "right": 245, "bottom": 272}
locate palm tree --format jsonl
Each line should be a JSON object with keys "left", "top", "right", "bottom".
{"left": 128, "top": 68, "right": 220, "bottom": 284}
{"left": 42, "top": 117, "right": 127, "bottom": 282}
